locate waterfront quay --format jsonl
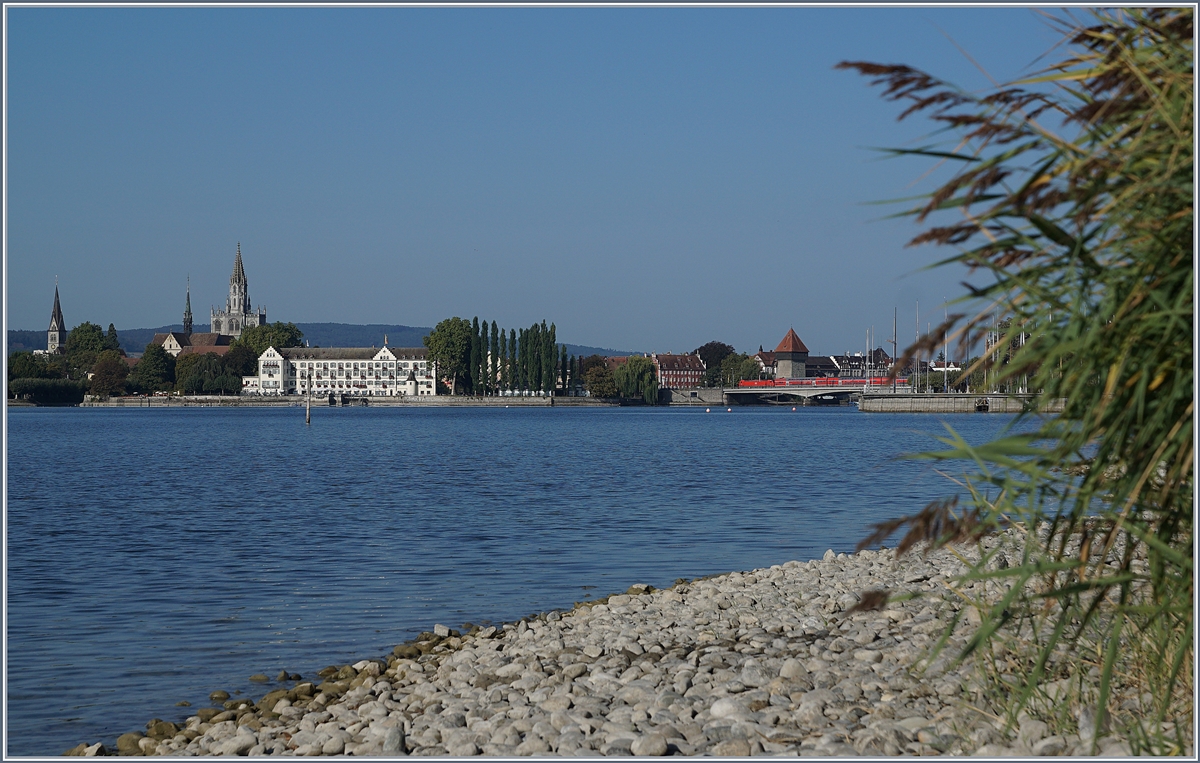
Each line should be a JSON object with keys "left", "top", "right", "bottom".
{"left": 67, "top": 391, "right": 1063, "bottom": 412}
{"left": 75, "top": 394, "right": 618, "bottom": 408}
{"left": 859, "top": 393, "right": 1066, "bottom": 414}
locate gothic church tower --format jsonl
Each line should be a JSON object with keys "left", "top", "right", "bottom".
{"left": 183, "top": 276, "right": 193, "bottom": 336}
{"left": 47, "top": 283, "right": 66, "bottom": 354}
{"left": 210, "top": 243, "right": 266, "bottom": 338}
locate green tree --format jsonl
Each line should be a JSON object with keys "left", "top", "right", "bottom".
{"left": 694, "top": 341, "right": 735, "bottom": 387}
{"left": 542, "top": 322, "right": 555, "bottom": 395}
{"left": 173, "top": 353, "right": 202, "bottom": 391}
{"left": 423, "top": 317, "right": 472, "bottom": 396}
{"left": 205, "top": 372, "right": 242, "bottom": 395}
{"left": 89, "top": 350, "right": 129, "bottom": 397}
{"left": 489, "top": 321, "right": 499, "bottom": 396}
{"left": 614, "top": 355, "right": 659, "bottom": 404}
{"left": 498, "top": 329, "right": 508, "bottom": 393}
{"left": 469, "top": 316, "right": 481, "bottom": 395}
{"left": 176, "top": 353, "right": 223, "bottom": 394}
{"left": 128, "top": 343, "right": 176, "bottom": 392}
{"left": 65, "top": 322, "right": 106, "bottom": 380}
{"left": 104, "top": 323, "right": 123, "bottom": 353}
{"left": 232, "top": 322, "right": 304, "bottom": 357}
{"left": 518, "top": 327, "right": 529, "bottom": 392}
{"left": 222, "top": 344, "right": 258, "bottom": 378}
{"left": 559, "top": 344, "right": 568, "bottom": 392}
{"left": 719, "top": 353, "right": 759, "bottom": 387}
{"left": 580, "top": 354, "right": 606, "bottom": 374}
{"left": 948, "top": 357, "right": 985, "bottom": 394}
{"left": 511, "top": 328, "right": 520, "bottom": 393}
{"left": 7, "top": 351, "right": 60, "bottom": 385}
{"left": 66, "top": 322, "right": 106, "bottom": 355}
{"left": 842, "top": 10, "right": 1193, "bottom": 750}
{"left": 583, "top": 365, "right": 617, "bottom": 399}
{"left": 482, "top": 320, "right": 490, "bottom": 394}
{"left": 532, "top": 323, "right": 542, "bottom": 392}
{"left": 9, "top": 378, "right": 86, "bottom": 405}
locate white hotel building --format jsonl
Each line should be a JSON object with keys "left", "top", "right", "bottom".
{"left": 243, "top": 346, "right": 437, "bottom": 397}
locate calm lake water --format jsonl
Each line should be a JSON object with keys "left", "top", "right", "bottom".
{"left": 6, "top": 405, "right": 1022, "bottom": 755}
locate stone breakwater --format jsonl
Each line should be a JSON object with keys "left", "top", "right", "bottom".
{"left": 69, "top": 540, "right": 1150, "bottom": 757}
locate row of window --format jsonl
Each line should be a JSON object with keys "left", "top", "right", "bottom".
{"left": 291, "top": 361, "right": 425, "bottom": 370}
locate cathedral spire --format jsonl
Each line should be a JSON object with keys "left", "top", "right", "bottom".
{"left": 213, "top": 241, "right": 263, "bottom": 338}
{"left": 232, "top": 242, "right": 246, "bottom": 285}
{"left": 183, "top": 275, "right": 193, "bottom": 335}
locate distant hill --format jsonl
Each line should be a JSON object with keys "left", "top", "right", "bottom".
{"left": 564, "top": 344, "right": 636, "bottom": 359}
{"left": 298, "top": 323, "right": 636, "bottom": 358}
{"left": 8, "top": 324, "right": 635, "bottom": 359}
{"left": 8, "top": 330, "right": 46, "bottom": 352}
{"left": 293, "top": 323, "right": 429, "bottom": 349}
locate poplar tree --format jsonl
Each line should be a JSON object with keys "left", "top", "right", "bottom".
{"left": 518, "top": 328, "right": 527, "bottom": 392}
{"left": 472, "top": 319, "right": 482, "bottom": 395}
{"left": 543, "top": 322, "right": 555, "bottom": 395}
{"left": 475, "top": 320, "right": 483, "bottom": 396}
{"left": 560, "top": 345, "right": 568, "bottom": 392}
{"left": 489, "top": 321, "right": 499, "bottom": 396}
{"left": 509, "top": 328, "right": 518, "bottom": 393}
{"left": 497, "top": 326, "right": 506, "bottom": 395}
{"left": 469, "top": 316, "right": 480, "bottom": 395}
{"left": 532, "top": 323, "right": 541, "bottom": 393}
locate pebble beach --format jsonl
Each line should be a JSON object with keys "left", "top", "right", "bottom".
{"left": 68, "top": 536, "right": 1170, "bottom": 758}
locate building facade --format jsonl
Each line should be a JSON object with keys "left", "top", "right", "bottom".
{"left": 753, "top": 348, "right": 776, "bottom": 378}
{"left": 46, "top": 284, "right": 66, "bottom": 354}
{"left": 211, "top": 243, "right": 266, "bottom": 339}
{"left": 244, "top": 346, "right": 437, "bottom": 397}
{"left": 650, "top": 353, "right": 706, "bottom": 389}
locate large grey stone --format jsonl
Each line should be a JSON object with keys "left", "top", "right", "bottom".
{"left": 630, "top": 733, "right": 669, "bottom": 756}
{"left": 709, "top": 697, "right": 747, "bottom": 719}
{"left": 382, "top": 727, "right": 406, "bottom": 754}
{"left": 779, "top": 658, "right": 808, "bottom": 680}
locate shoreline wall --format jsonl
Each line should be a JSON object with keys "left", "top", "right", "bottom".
{"left": 859, "top": 393, "right": 1065, "bottom": 414}
{"left": 69, "top": 395, "right": 618, "bottom": 408}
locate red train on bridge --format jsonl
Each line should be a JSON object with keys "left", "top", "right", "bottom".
{"left": 737, "top": 377, "right": 907, "bottom": 388}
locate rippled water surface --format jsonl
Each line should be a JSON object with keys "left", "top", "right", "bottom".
{"left": 7, "top": 405, "right": 1021, "bottom": 755}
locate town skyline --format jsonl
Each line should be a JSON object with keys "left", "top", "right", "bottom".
{"left": 7, "top": 7, "right": 1063, "bottom": 353}
{"left": 18, "top": 266, "right": 932, "bottom": 361}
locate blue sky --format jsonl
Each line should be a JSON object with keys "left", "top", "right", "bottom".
{"left": 6, "top": 6, "right": 1069, "bottom": 355}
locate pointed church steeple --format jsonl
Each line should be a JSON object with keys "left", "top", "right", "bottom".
{"left": 232, "top": 242, "right": 246, "bottom": 285}
{"left": 227, "top": 242, "right": 250, "bottom": 315}
{"left": 212, "top": 241, "right": 264, "bottom": 338}
{"left": 183, "top": 276, "right": 193, "bottom": 335}
{"left": 48, "top": 280, "right": 66, "bottom": 354}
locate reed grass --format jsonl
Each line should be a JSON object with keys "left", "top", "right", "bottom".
{"left": 839, "top": 8, "right": 1193, "bottom": 754}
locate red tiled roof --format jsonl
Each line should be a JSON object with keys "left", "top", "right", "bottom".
{"left": 774, "top": 328, "right": 809, "bottom": 354}
{"left": 604, "top": 356, "right": 629, "bottom": 372}
{"left": 177, "top": 345, "right": 232, "bottom": 357}
{"left": 187, "top": 333, "right": 231, "bottom": 347}
{"left": 754, "top": 351, "right": 776, "bottom": 365}
{"left": 651, "top": 353, "right": 705, "bottom": 372}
